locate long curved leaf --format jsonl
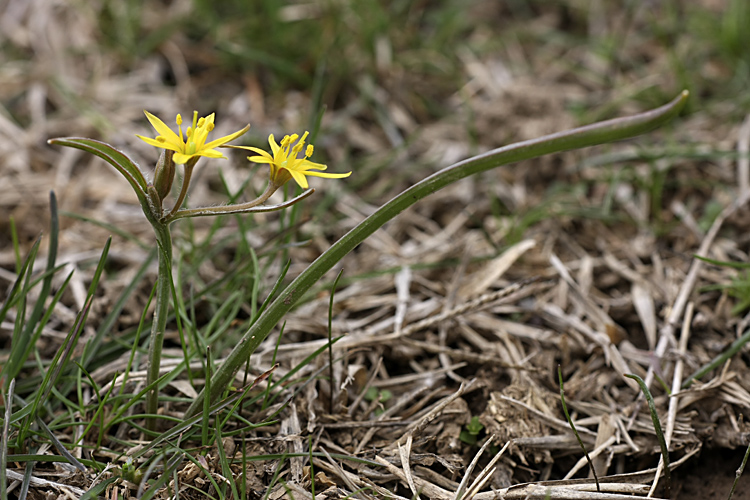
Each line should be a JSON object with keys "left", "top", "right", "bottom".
{"left": 185, "top": 91, "right": 690, "bottom": 417}
{"left": 47, "top": 137, "right": 150, "bottom": 211}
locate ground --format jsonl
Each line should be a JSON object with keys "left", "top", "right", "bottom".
{"left": 2, "top": 1, "right": 750, "bottom": 499}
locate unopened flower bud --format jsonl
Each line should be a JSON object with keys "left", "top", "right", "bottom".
{"left": 153, "top": 149, "right": 176, "bottom": 202}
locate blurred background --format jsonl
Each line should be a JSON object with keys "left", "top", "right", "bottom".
{"left": 2, "top": 0, "right": 748, "bottom": 250}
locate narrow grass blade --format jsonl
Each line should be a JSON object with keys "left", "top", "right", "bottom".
{"left": 186, "top": 91, "right": 690, "bottom": 417}
{"left": 21, "top": 192, "right": 60, "bottom": 340}
{"left": 18, "top": 459, "right": 33, "bottom": 500}
{"left": 10, "top": 269, "right": 75, "bottom": 395}
{"left": 30, "top": 296, "right": 92, "bottom": 421}
{"left": 202, "top": 346, "right": 212, "bottom": 449}
{"left": 558, "top": 366, "right": 599, "bottom": 491}
{"left": 216, "top": 424, "right": 240, "bottom": 500}
{"left": 79, "top": 477, "right": 119, "bottom": 500}
{"left": 35, "top": 417, "right": 86, "bottom": 471}
{"left": 29, "top": 237, "right": 111, "bottom": 413}
{"left": 0, "top": 238, "right": 41, "bottom": 388}
{"left": 328, "top": 269, "right": 344, "bottom": 412}
{"left": 60, "top": 210, "right": 150, "bottom": 249}
{"left": 80, "top": 246, "right": 156, "bottom": 371}
{"left": 625, "top": 373, "right": 671, "bottom": 497}
{"left": 727, "top": 441, "right": 750, "bottom": 500}
{"left": 9, "top": 216, "right": 20, "bottom": 273}
{"left": 682, "top": 329, "right": 750, "bottom": 388}
{"left": 139, "top": 451, "right": 185, "bottom": 500}
{"left": 1, "top": 379, "right": 14, "bottom": 500}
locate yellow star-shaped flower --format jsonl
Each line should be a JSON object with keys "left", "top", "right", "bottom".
{"left": 137, "top": 111, "right": 249, "bottom": 165}
{"left": 235, "top": 132, "right": 351, "bottom": 189}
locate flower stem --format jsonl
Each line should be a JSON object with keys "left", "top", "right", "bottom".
{"left": 164, "top": 182, "right": 281, "bottom": 223}
{"left": 146, "top": 222, "right": 173, "bottom": 431}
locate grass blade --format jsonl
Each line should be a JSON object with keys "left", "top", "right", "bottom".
{"left": 1, "top": 379, "right": 14, "bottom": 500}
{"left": 727, "top": 441, "right": 750, "bottom": 500}
{"left": 0, "top": 237, "right": 41, "bottom": 388}
{"left": 558, "top": 366, "right": 599, "bottom": 491}
{"left": 625, "top": 373, "right": 671, "bottom": 497}
{"left": 682, "top": 329, "right": 750, "bottom": 388}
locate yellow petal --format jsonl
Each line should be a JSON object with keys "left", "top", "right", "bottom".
{"left": 289, "top": 170, "right": 309, "bottom": 189}
{"left": 172, "top": 152, "right": 191, "bottom": 164}
{"left": 136, "top": 135, "right": 182, "bottom": 153}
{"left": 298, "top": 159, "right": 328, "bottom": 171}
{"left": 247, "top": 155, "right": 274, "bottom": 164}
{"left": 143, "top": 111, "right": 182, "bottom": 146}
{"left": 268, "top": 135, "right": 280, "bottom": 156}
{"left": 198, "top": 149, "right": 225, "bottom": 159}
{"left": 303, "top": 171, "right": 352, "bottom": 179}
{"left": 203, "top": 124, "right": 250, "bottom": 150}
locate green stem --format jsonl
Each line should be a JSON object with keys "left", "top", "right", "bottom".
{"left": 184, "top": 91, "right": 689, "bottom": 418}
{"left": 164, "top": 184, "right": 313, "bottom": 223}
{"left": 146, "top": 222, "right": 173, "bottom": 431}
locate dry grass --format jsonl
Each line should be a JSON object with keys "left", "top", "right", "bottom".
{"left": 2, "top": 1, "right": 750, "bottom": 499}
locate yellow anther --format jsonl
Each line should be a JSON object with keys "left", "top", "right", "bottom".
{"left": 176, "top": 114, "right": 183, "bottom": 125}
{"left": 305, "top": 145, "right": 314, "bottom": 157}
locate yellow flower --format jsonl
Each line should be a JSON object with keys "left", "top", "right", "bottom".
{"left": 137, "top": 111, "right": 249, "bottom": 165}
{"left": 238, "top": 132, "right": 351, "bottom": 189}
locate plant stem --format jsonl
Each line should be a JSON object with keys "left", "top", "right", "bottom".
{"left": 146, "top": 222, "right": 173, "bottom": 431}
{"left": 165, "top": 182, "right": 282, "bottom": 223}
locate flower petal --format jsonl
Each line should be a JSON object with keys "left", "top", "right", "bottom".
{"left": 203, "top": 124, "right": 250, "bottom": 150}
{"left": 172, "top": 152, "right": 192, "bottom": 164}
{"left": 247, "top": 155, "right": 275, "bottom": 164}
{"left": 302, "top": 171, "right": 352, "bottom": 179}
{"left": 136, "top": 135, "right": 182, "bottom": 153}
{"left": 143, "top": 111, "right": 181, "bottom": 145}
{"left": 297, "top": 159, "right": 328, "bottom": 172}
{"left": 268, "top": 135, "right": 280, "bottom": 156}
{"left": 289, "top": 170, "right": 309, "bottom": 189}
{"left": 197, "top": 149, "right": 225, "bottom": 159}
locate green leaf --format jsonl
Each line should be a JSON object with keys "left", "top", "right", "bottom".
{"left": 466, "top": 416, "right": 483, "bottom": 435}
{"left": 47, "top": 137, "right": 151, "bottom": 215}
{"left": 185, "top": 91, "right": 690, "bottom": 418}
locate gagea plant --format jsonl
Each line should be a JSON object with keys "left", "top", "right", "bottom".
{"left": 48, "top": 91, "right": 688, "bottom": 431}
{"left": 49, "top": 111, "right": 350, "bottom": 429}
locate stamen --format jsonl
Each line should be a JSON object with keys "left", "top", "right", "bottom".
{"left": 305, "top": 145, "right": 314, "bottom": 157}
{"left": 176, "top": 114, "right": 184, "bottom": 142}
